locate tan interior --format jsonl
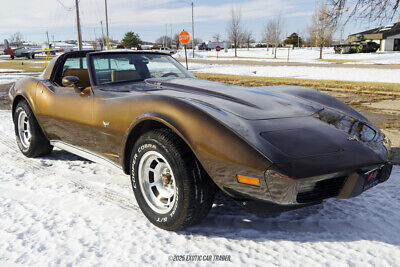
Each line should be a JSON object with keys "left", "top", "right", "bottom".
{"left": 63, "top": 68, "right": 91, "bottom": 88}
{"left": 111, "top": 70, "right": 141, "bottom": 82}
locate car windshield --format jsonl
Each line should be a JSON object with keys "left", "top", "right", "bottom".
{"left": 90, "top": 53, "right": 195, "bottom": 86}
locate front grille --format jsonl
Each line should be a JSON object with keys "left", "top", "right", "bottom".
{"left": 296, "top": 176, "right": 347, "bottom": 203}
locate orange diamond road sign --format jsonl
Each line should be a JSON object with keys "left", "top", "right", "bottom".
{"left": 179, "top": 30, "right": 190, "bottom": 45}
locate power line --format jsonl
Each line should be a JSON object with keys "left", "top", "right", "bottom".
{"left": 56, "top": 0, "right": 75, "bottom": 12}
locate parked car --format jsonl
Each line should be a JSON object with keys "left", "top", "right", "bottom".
{"left": 158, "top": 47, "right": 175, "bottom": 55}
{"left": 197, "top": 43, "right": 211, "bottom": 51}
{"left": 9, "top": 50, "right": 393, "bottom": 230}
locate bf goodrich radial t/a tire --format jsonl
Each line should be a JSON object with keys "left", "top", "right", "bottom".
{"left": 130, "top": 129, "right": 215, "bottom": 231}
{"left": 13, "top": 100, "right": 53, "bottom": 158}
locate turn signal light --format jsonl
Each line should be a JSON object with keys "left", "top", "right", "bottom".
{"left": 237, "top": 175, "right": 260, "bottom": 187}
{"left": 271, "top": 171, "right": 293, "bottom": 181}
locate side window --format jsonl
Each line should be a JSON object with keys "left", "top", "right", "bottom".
{"left": 59, "top": 55, "right": 90, "bottom": 88}
{"left": 63, "top": 57, "right": 87, "bottom": 72}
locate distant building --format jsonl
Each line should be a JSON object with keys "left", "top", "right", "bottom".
{"left": 349, "top": 22, "right": 400, "bottom": 51}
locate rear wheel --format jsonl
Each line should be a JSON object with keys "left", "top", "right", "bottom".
{"left": 130, "top": 129, "right": 215, "bottom": 231}
{"left": 13, "top": 100, "right": 53, "bottom": 157}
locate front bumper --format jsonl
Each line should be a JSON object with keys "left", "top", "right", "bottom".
{"left": 227, "top": 163, "right": 393, "bottom": 214}
{"left": 266, "top": 162, "right": 393, "bottom": 205}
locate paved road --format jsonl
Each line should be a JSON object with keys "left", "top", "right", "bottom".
{"left": 178, "top": 58, "right": 400, "bottom": 69}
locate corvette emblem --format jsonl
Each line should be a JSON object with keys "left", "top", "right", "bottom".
{"left": 103, "top": 121, "right": 110, "bottom": 128}
{"left": 347, "top": 135, "right": 358, "bottom": 141}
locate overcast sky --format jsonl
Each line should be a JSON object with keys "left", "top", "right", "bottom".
{"left": 0, "top": 0, "right": 394, "bottom": 43}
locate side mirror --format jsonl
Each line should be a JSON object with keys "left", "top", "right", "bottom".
{"left": 62, "top": 76, "right": 82, "bottom": 92}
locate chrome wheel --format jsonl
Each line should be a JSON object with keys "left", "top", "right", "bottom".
{"left": 138, "top": 151, "right": 177, "bottom": 214}
{"left": 17, "top": 110, "right": 31, "bottom": 150}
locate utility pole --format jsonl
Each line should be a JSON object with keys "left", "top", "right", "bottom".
{"left": 165, "top": 24, "right": 168, "bottom": 48}
{"left": 105, "top": 0, "right": 110, "bottom": 49}
{"left": 170, "top": 24, "right": 173, "bottom": 48}
{"left": 75, "top": 0, "right": 83, "bottom": 51}
{"left": 191, "top": 1, "right": 195, "bottom": 57}
{"left": 46, "top": 31, "right": 50, "bottom": 46}
{"left": 101, "top": 21, "right": 106, "bottom": 49}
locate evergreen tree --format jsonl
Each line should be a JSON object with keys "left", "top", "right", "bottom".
{"left": 121, "top": 31, "right": 142, "bottom": 48}
{"left": 283, "top": 33, "right": 303, "bottom": 47}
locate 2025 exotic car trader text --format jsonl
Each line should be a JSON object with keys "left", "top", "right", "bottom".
{"left": 8, "top": 51, "right": 393, "bottom": 231}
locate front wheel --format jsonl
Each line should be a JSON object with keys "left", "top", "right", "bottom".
{"left": 130, "top": 129, "right": 215, "bottom": 231}
{"left": 13, "top": 100, "right": 53, "bottom": 157}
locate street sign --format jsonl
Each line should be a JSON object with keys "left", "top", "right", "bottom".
{"left": 179, "top": 30, "right": 190, "bottom": 45}
{"left": 216, "top": 45, "right": 221, "bottom": 60}
{"left": 180, "top": 30, "right": 190, "bottom": 70}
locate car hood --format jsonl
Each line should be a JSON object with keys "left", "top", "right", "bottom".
{"left": 142, "top": 78, "right": 390, "bottom": 175}
{"left": 146, "top": 78, "right": 320, "bottom": 120}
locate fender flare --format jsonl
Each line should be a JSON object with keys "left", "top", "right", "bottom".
{"left": 121, "top": 112, "right": 195, "bottom": 175}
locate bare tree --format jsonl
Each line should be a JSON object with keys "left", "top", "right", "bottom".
{"left": 193, "top": 38, "right": 203, "bottom": 46}
{"left": 308, "top": 4, "right": 337, "bottom": 59}
{"left": 227, "top": 8, "right": 244, "bottom": 57}
{"left": 173, "top": 33, "right": 181, "bottom": 50}
{"left": 243, "top": 30, "right": 255, "bottom": 50}
{"left": 10, "top": 32, "right": 24, "bottom": 47}
{"left": 212, "top": 33, "right": 221, "bottom": 43}
{"left": 330, "top": 0, "right": 400, "bottom": 23}
{"left": 155, "top": 35, "right": 172, "bottom": 47}
{"left": 264, "top": 16, "right": 284, "bottom": 58}
{"left": 262, "top": 24, "right": 272, "bottom": 52}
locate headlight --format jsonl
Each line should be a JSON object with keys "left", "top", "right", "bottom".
{"left": 359, "top": 125, "right": 376, "bottom": 142}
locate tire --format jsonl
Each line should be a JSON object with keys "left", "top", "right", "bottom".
{"left": 10, "top": 55, "right": 14, "bottom": 60}
{"left": 130, "top": 129, "right": 215, "bottom": 231}
{"left": 13, "top": 100, "right": 53, "bottom": 158}
{"left": 31, "top": 54, "right": 35, "bottom": 59}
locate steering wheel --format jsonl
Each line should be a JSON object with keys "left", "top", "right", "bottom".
{"left": 161, "top": 72, "right": 179, "bottom": 78}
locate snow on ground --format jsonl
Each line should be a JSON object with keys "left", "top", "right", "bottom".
{"left": 174, "top": 50, "right": 206, "bottom": 59}
{"left": 175, "top": 48, "right": 400, "bottom": 65}
{"left": 0, "top": 110, "right": 399, "bottom": 266}
{"left": 0, "top": 69, "right": 23, "bottom": 73}
{"left": 189, "top": 63, "right": 400, "bottom": 83}
{"left": 0, "top": 72, "right": 41, "bottom": 85}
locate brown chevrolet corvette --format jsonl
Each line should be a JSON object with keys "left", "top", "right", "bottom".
{"left": 9, "top": 50, "right": 393, "bottom": 231}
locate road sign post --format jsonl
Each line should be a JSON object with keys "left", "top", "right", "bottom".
{"left": 216, "top": 45, "right": 221, "bottom": 60}
{"left": 179, "top": 30, "right": 190, "bottom": 70}
{"left": 184, "top": 45, "right": 188, "bottom": 69}
{"left": 285, "top": 44, "right": 293, "bottom": 62}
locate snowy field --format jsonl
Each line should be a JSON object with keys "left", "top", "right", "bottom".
{"left": 173, "top": 48, "right": 400, "bottom": 83}
{"left": 0, "top": 110, "right": 399, "bottom": 266}
{"left": 189, "top": 63, "right": 400, "bottom": 83}
{"left": 0, "top": 73, "right": 41, "bottom": 85}
{"left": 175, "top": 47, "right": 400, "bottom": 65}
